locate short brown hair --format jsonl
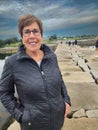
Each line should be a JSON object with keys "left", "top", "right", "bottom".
{"left": 18, "top": 14, "right": 43, "bottom": 37}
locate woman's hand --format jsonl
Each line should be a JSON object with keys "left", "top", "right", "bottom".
{"left": 64, "top": 102, "right": 71, "bottom": 118}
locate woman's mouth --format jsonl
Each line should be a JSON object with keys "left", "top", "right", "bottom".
{"left": 29, "top": 42, "right": 37, "bottom": 45}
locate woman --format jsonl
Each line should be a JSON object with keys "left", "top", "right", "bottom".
{"left": 0, "top": 14, "right": 71, "bottom": 130}
{"left": 95, "top": 36, "right": 98, "bottom": 56}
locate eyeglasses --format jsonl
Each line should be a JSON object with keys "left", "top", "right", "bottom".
{"left": 23, "top": 29, "right": 41, "bottom": 37}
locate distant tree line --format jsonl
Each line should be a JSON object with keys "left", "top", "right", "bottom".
{"left": 0, "top": 37, "right": 19, "bottom": 48}
{"left": 49, "top": 34, "right": 97, "bottom": 40}
{"left": 48, "top": 34, "right": 57, "bottom": 40}
{"left": 0, "top": 34, "right": 97, "bottom": 48}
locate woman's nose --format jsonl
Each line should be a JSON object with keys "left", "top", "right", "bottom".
{"left": 29, "top": 31, "right": 35, "bottom": 37}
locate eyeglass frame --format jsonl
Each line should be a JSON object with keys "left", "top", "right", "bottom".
{"left": 22, "top": 29, "right": 41, "bottom": 37}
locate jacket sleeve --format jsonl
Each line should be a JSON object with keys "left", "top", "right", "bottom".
{"left": 0, "top": 59, "right": 23, "bottom": 122}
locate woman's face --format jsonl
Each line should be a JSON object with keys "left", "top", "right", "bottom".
{"left": 22, "top": 22, "right": 42, "bottom": 53}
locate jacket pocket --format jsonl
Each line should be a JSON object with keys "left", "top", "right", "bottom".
{"left": 21, "top": 109, "right": 31, "bottom": 123}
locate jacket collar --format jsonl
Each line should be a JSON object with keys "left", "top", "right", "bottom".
{"left": 17, "top": 44, "right": 55, "bottom": 60}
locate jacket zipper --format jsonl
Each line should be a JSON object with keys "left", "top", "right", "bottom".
{"left": 40, "top": 61, "right": 51, "bottom": 130}
{"left": 30, "top": 59, "right": 51, "bottom": 130}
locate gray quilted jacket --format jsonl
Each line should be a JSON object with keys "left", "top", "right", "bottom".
{"left": 0, "top": 44, "right": 71, "bottom": 130}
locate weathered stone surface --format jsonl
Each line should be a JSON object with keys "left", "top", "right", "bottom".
{"left": 77, "top": 58, "right": 90, "bottom": 72}
{"left": 90, "top": 70, "right": 98, "bottom": 83}
{"left": 87, "top": 56, "right": 98, "bottom": 62}
{"left": 58, "top": 61, "right": 76, "bottom": 66}
{"left": 0, "top": 103, "right": 13, "bottom": 130}
{"left": 58, "top": 64, "right": 82, "bottom": 72}
{"left": 73, "top": 108, "right": 86, "bottom": 118}
{"left": 86, "top": 109, "right": 98, "bottom": 118}
{"left": 62, "top": 72, "right": 95, "bottom": 83}
{"left": 65, "top": 83, "right": 98, "bottom": 111}
{"left": 62, "top": 117, "right": 98, "bottom": 130}
{"left": 87, "top": 61, "right": 98, "bottom": 70}
{"left": 7, "top": 121, "right": 20, "bottom": 130}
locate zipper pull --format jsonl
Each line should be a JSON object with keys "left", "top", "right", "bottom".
{"left": 41, "top": 71, "right": 44, "bottom": 75}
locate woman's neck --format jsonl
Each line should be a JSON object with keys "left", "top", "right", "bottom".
{"left": 26, "top": 49, "right": 44, "bottom": 62}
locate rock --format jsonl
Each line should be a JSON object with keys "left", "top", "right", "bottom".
{"left": 65, "top": 83, "right": 98, "bottom": 111}
{"left": 90, "top": 70, "right": 98, "bottom": 84}
{"left": 0, "top": 103, "right": 13, "bottom": 130}
{"left": 77, "top": 58, "right": 90, "bottom": 73}
{"left": 7, "top": 121, "right": 20, "bottom": 130}
{"left": 86, "top": 109, "right": 98, "bottom": 118}
{"left": 62, "top": 117, "right": 98, "bottom": 130}
{"left": 73, "top": 108, "right": 86, "bottom": 118}
{"left": 62, "top": 72, "right": 95, "bottom": 83}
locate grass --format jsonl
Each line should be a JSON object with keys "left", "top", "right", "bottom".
{"left": 5, "top": 42, "right": 22, "bottom": 47}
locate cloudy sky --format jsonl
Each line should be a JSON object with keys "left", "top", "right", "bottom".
{"left": 0, "top": 0, "right": 98, "bottom": 40}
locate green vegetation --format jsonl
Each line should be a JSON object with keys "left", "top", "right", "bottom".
{"left": 5, "top": 42, "right": 22, "bottom": 47}
{"left": 0, "top": 37, "right": 22, "bottom": 48}
{"left": 0, "top": 34, "right": 97, "bottom": 48}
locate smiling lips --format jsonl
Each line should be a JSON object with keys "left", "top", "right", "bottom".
{"left": 29, "top": 41, "right": 38, "bottom": 45}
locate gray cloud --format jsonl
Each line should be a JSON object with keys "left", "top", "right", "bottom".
{"left": 0, "top": 0, "right": 98, "bottom": 39}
